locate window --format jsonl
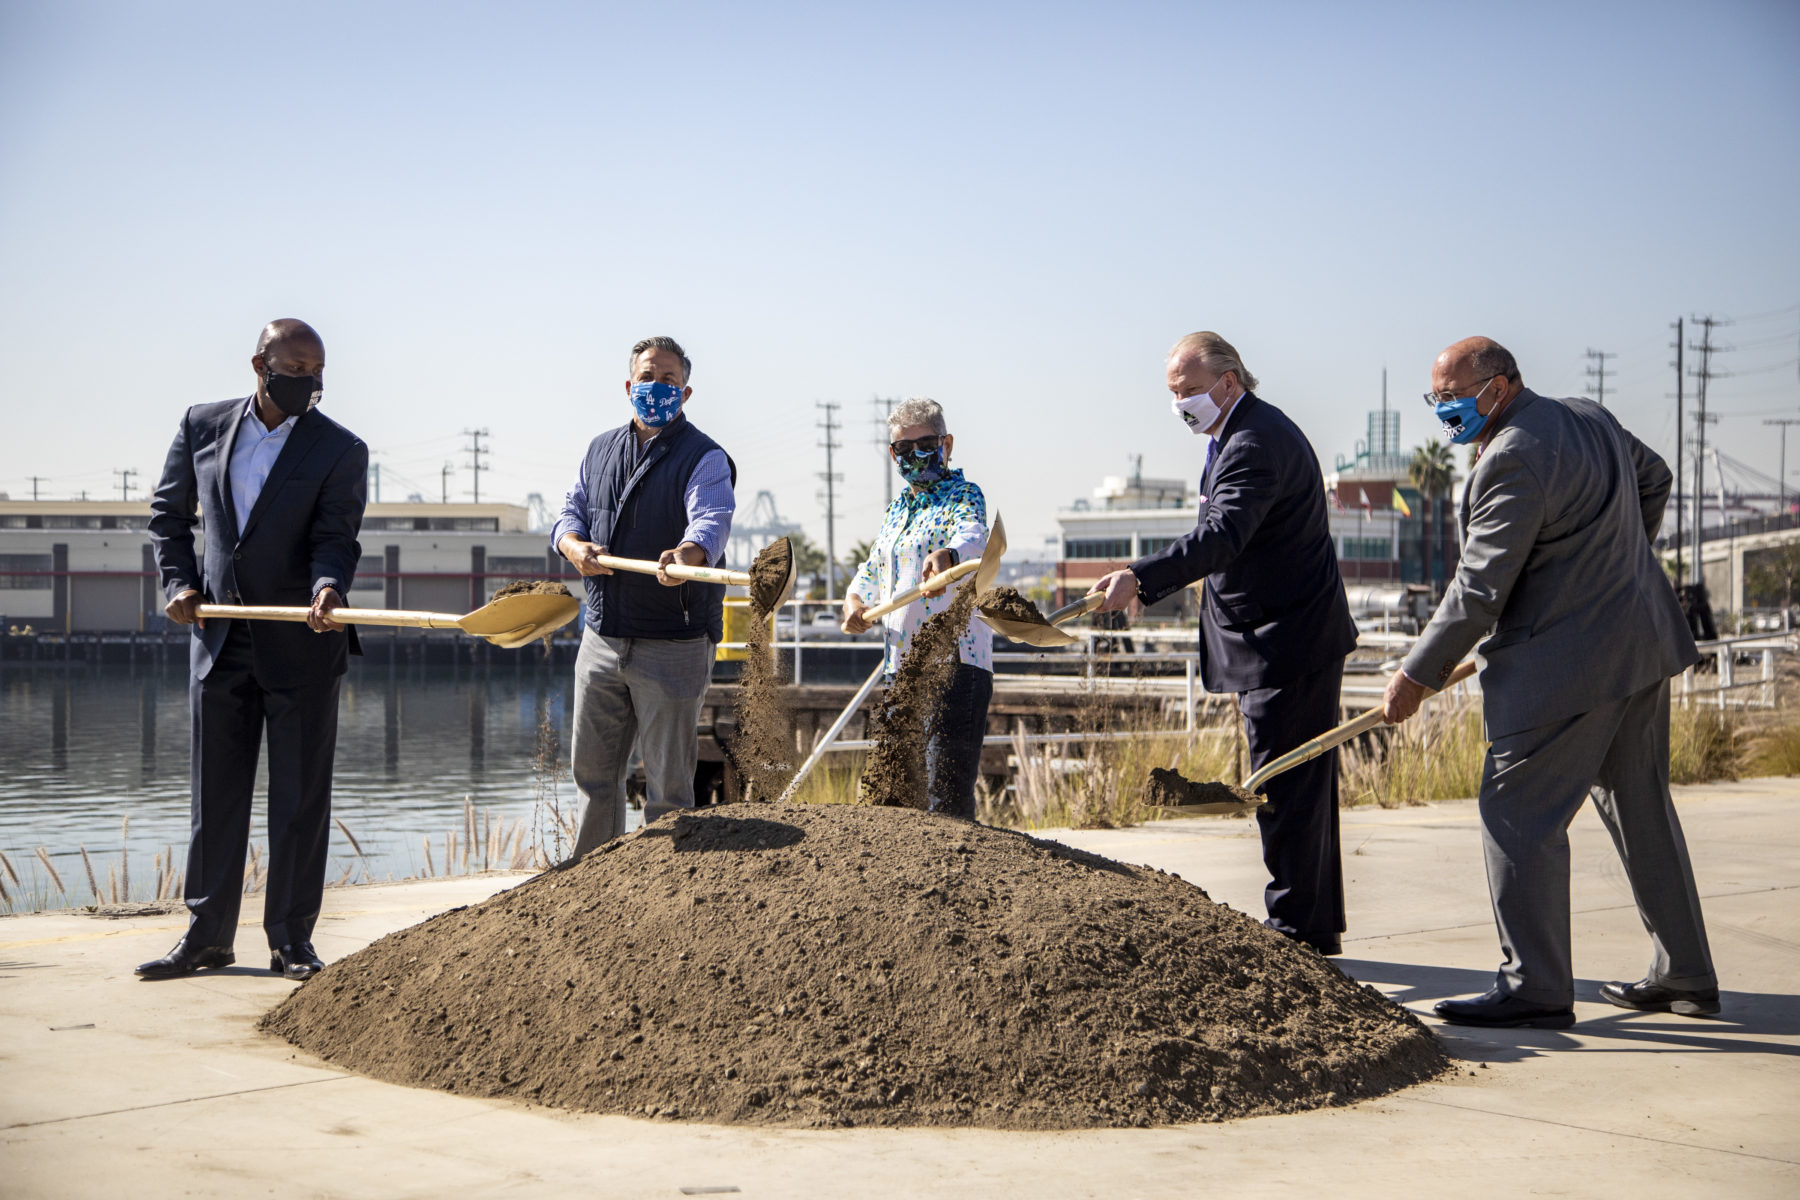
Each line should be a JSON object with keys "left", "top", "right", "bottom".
{"left": 351, "top": 555, "right": 385, "bottom": 591}
{"left": 486, "top": 555, "right": 548, "bottom": 579}
{"left": 1137, "top": 536, "right": 1175, "bottom": 557}
{"left": 1064, "top": 537, "right": 1133, "bottom": 560}
{"left": 0, "top": 554, "right": 53, "bottom": 589}
{"left": 1340, "top": 537, "right": 1392, "bottom": 561}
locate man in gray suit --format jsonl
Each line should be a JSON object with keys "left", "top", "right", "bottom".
{"left": 1383, "top": 336, "right": 1718, "bottom": 1028}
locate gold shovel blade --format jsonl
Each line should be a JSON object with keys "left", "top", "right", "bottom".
{"left": 456, "top": 591, "right": 583, "bottom": 647}
{"left": 972, "top": 514, "right": 1008, "bottom": 592}
{"left": 978, "top": 610, "right": 1078, "bottom": 648}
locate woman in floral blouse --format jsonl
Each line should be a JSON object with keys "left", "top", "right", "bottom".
{"left": 842, "top": 397, "right": 993, "bottom": 818}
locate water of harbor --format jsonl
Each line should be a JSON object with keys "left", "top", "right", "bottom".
{"left": 0, "top": 662, "right": 615, "bottom": 909}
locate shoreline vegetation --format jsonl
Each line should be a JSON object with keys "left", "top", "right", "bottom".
{"left": 6, "top": 693, "right": 1798, "bottom": 916}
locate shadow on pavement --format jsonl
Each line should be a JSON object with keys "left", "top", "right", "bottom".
{"left": 1338, "top": 957, "right": 1800, "bottom": 1062}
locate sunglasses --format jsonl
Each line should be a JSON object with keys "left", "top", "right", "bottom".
{"left": 890, "top": 435, "right": 944, "bottom": 456}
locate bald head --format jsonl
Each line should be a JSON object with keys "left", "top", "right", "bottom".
{"left": 256, "top": 318, "right": 323, "bottom": 359}
{"left": 1434, "top": 337, "right": 1519, "bottom": 392}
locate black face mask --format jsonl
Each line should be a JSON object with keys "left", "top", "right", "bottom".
{"left": 263, "top": 368, "right": 322, "bottom": 417}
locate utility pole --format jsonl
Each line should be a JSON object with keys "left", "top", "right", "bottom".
{"left": 27, "top": 476, "right": 47, "bottom": 501}
{"left": 816, "top": 401, "right": 842, "bottom": 601}
{"left": 368, "top": 461, "right": 381, "bottom": 504}
{"left": 1671, "top": 318, "right": 1683, "bottom": 580}
{"left": 870, "top": 396, "right": 897, "bottom": 509}
{"left": 1765, "top": 419, "right": 1800, "bottom": 516}
{"left": 1688, "top": 315, "right": 1731, "bottom": 586}
{"left": 1585, "top": 348, "right": 1617, "bottom": 408}
{"left": 113, "top": 468, "right": 137, "bottom": 501}
{"left": 441, "top": 461, "right": 454, "bottom": 504}
{"left": 463, "top": 428, "right": 490, "bottom": 504}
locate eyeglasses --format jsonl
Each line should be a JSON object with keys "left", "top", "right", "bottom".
{"left": 1422, "top": 375, "right": 1497, "bottom": 407}
{"left": 890, "top": 435, "right": 944, "bottom": 456}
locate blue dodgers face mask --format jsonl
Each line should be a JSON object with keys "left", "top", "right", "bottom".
{"left": 1433, "top": 377, "right": 1495, "bottom": 445}
{"left": 896, "top": 445, "right": 948, "bottom": 485}
{"left": 629, "top": 380, "right": 684, "bottom": 428}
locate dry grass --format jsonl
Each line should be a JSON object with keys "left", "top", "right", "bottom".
{"left": 983, "top": 721, "right": 1245, "bottom": 831}
{"left": 1339, "top": 701, "right": 1488, "bottom": 808}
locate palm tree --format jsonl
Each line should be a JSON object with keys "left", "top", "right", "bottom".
{"left": 1409, "top": 442, "right": 1456, "bottom": 591}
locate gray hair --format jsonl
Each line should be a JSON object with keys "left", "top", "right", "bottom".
{"left": 628, "top": 335, "right": 692, "bottom": 382}
{"left": 887, "top": 396, "right": 948, "bottom": 440}
{"left": 1469, "top": 341, "right": 1521, "bottom": 385}
{"left": 1168, "top": 331, "right": 1259, "bottom": 392}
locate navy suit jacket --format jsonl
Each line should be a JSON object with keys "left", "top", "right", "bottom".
{"left": 1132, "top": 392, "right": 1356, "bottom": 693}
{"left": 148, "top": 397, "right": 368, "bottom": 686}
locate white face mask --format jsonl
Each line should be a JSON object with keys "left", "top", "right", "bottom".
{"left": 1171, "top": 378, "right": 1226, "bottom": 436}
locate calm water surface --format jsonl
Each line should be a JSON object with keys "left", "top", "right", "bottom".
{"left": 0, "top": 662, "right": 625, "bottom": 907}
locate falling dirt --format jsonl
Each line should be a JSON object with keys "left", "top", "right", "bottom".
{"left": 261, "top": 802, "right": 1447, "bottom": 1128}
{"left": 489, "top": 579, "right": 574, "bottom": 600}
{"left": 975, "top": 586, "right": 1045, "bottom": 624}
{"left": 729, "top": 601, "right": 796, "bottom": 802}
{"left": 858, "top": 577, "right": 980, "bottom": 809}
{"left": 748, "top": 539, "right": 794, "bottom": 614}
{"left": 1147, "top": 767, "right": 1262, "bottom": 810}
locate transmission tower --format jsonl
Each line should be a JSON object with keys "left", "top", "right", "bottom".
{"left": 1765, "top": 418, "right": 1800, "bottom": 515}
{"left": 1585, "top": 348, "right": 1617, "bottom": 408}
{"left": 870, "top": 396, "right": 897, "bottom": 509}
{"left": 1671, "top": 319, "right": 1684, "bottom": 579}
{"left": 816, "top": 401, "right": 843, "bottom": 601}
{"left": 1687, "top": 316, "right": 1730, "bottom": 584}
{"left": 464, "top": 428, "right": 490, "bottom": 503}
{"left": 113, "top": 467, "right": 138, "bottom": 501}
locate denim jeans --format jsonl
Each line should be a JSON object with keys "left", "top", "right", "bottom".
{"left": 925, "top": 664, "right": 994, "bottom": 819}
{"left": 568, "top": 629, "right": 713, "bottom": 859}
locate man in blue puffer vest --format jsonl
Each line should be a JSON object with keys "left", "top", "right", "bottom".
{"left": 552, "top": 336, "right": 736, "bottom": 858}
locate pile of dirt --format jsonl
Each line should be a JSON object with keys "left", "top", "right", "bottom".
{"left": 489, "top": 579, "right": 574, "bottom": 600}
{"left": 858, "top": 577, "right": 979, "bottom": 808}
{"left": 262, "top": 803, "right": 1446, "bottom": 1128}
{"left": 975, "top": 585, "right": 1046, "bottom": 624}
{"left": 729, "top": 601, "right": 796, "bottom": 801}
{"left": 1147, "top": 767, "right": 1261, "bottom": 810}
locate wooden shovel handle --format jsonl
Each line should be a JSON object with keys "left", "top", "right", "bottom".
{"left": 1045, "top": 592, "right": 1105, "bottom": 625}
{"left": 195, "top": 604, "right": 467, "bottom": 629}
{"left": 1240, "top": 659, "right": 1478, "bottom": 796}
{"left": 860, "top": 558, "right": 985, "bottom": 622}
{"left": 589, "top": 554, "right": 751, "bottom": 587}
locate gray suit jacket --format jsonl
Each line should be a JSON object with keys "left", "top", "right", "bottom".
{"left": 1403, "top": 389, "right": 1698, "bottom": 739}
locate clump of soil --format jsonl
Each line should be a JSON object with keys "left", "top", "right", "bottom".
{"left": 262, "top": 803, "right": 1445, "bottom": 1128}
{"left": 490, "top": 579, "right": 574, "bottom": 600}
{"left": 1148, "top": 767, "right": 1262, "bottom": 810}
{"left": 975, "top": 585, "right": 1045, "bottom": 624}
{"left": 748, "top": 539, "right": 794, "bottom": 613}
{"left": 859, "top": 577, "right": 980, "bottom": 808}
{"left": 729, "top": 603, "right": 795, "bottom": 801}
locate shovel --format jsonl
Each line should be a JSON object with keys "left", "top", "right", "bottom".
{"left": 196, "top": 589, "right": 583, "bottom": 650}
{"left": 587, "top": 537, "right": 797, "bottom": 613}
{"left": 1149, "top": 659, "right": 1479, "bottom": 817}
{"left": 977, "top": 590, "right": 1104, "bottom": 648}
{"left": 772, "top": 514, "right": 1008, "bottom": 803}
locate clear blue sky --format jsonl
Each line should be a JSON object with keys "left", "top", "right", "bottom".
{"left": 2, "top": 0, "right": 1796, "bottom": 559}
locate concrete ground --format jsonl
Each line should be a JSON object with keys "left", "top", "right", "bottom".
{"left": 3, "top": 780, "right": 1796, "bottom": 1199}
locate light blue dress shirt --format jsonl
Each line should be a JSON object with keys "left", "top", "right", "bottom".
{"left": 229, "top": 398, "right": 298, "bottom": 537}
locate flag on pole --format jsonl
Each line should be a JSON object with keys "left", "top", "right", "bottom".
{"left": 1358, "top": 487, "right": 1372, "bottom": 522}
{"left": 1391, "top": 489, "right": 1413, "bottom": 518}
{"left": 1328, "top": 487, "right": 1346, "bottom": 513}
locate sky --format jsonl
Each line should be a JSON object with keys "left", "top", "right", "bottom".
{"left": 2, "top": 0, "right": 1797, "bottom": 562}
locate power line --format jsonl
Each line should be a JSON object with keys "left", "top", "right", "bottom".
{"left": 1765, "top": 419, "right": 1800, "bottom": 514}
{"left": 816, "top": 401, "right": 842, "bottom": 601}
{"left": 27, "top": 476, "right": 48, "bottom": 502}
{"left": 1671, "top": 318, "right": 1683, "bottom": 581}
{"left": 113, "top": 467, "right": 138, "bottom": 502}
{"left": 463, "top": 428, "right": 490, "bottom": 504}
{"left": 441, "top": 461, "right": 454, "bottom": 504}
{"left": 870, "top": 396, "right": 897, "bottom": 510}
{"left": 1584, "top": 348, "right": 1617, "bottom": 408}
{"left": 1688, "top": 315, "right": 1729, "bottom": 585}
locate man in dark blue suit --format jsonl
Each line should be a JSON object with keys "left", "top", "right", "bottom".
{"left": 1093, "top": 331, "right": 1357, "bottom": 955}
{"left": 139, "top": 318, "right": 367, "bottom": 981}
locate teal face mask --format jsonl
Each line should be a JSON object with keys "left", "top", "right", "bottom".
{"left": 1431, "top": 377, "right": 1495, "bottom": 445}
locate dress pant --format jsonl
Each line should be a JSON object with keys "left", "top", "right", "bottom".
{"left": 1238, "top": 657, "right": 1346, "bottom": 952}
{"left": 185, "top": 620, "right": 341, "bottom": 950}
{"left": 1480, "top": 677, "right": 1715, "bottom": 1006}
{"left": 925, "top": 664, "right": 994, "bottom": 819}
{"left": 567, "top": 629, "right": 714, "bottom": 859}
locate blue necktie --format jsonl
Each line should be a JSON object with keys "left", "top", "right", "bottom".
{"left": 1201, "top": 436, "right": 1219, "bottom": 495}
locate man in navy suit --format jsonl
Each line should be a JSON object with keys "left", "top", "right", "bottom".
{"left": 139, "top": 318, "right": 367, "bottom": 981}
{"left": 1093, "top": 331, "right": 1357, "bottom": 955}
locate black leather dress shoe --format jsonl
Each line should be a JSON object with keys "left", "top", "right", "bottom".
{"left": 1433, "top": 988, "right": 1576, "bottom": 1029}
{"left": 271, "top": 943, "right": 324, "bottom": 981}
{"left": 135, "top": 938, "right": 235, "bottom": 980}
{"left": 1600, "top": 978, "right": 1721, "bottom": 1016}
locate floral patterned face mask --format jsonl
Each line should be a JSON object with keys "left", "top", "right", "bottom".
{"left": 896, "top": 444, "right": 948, "bottom": 485}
